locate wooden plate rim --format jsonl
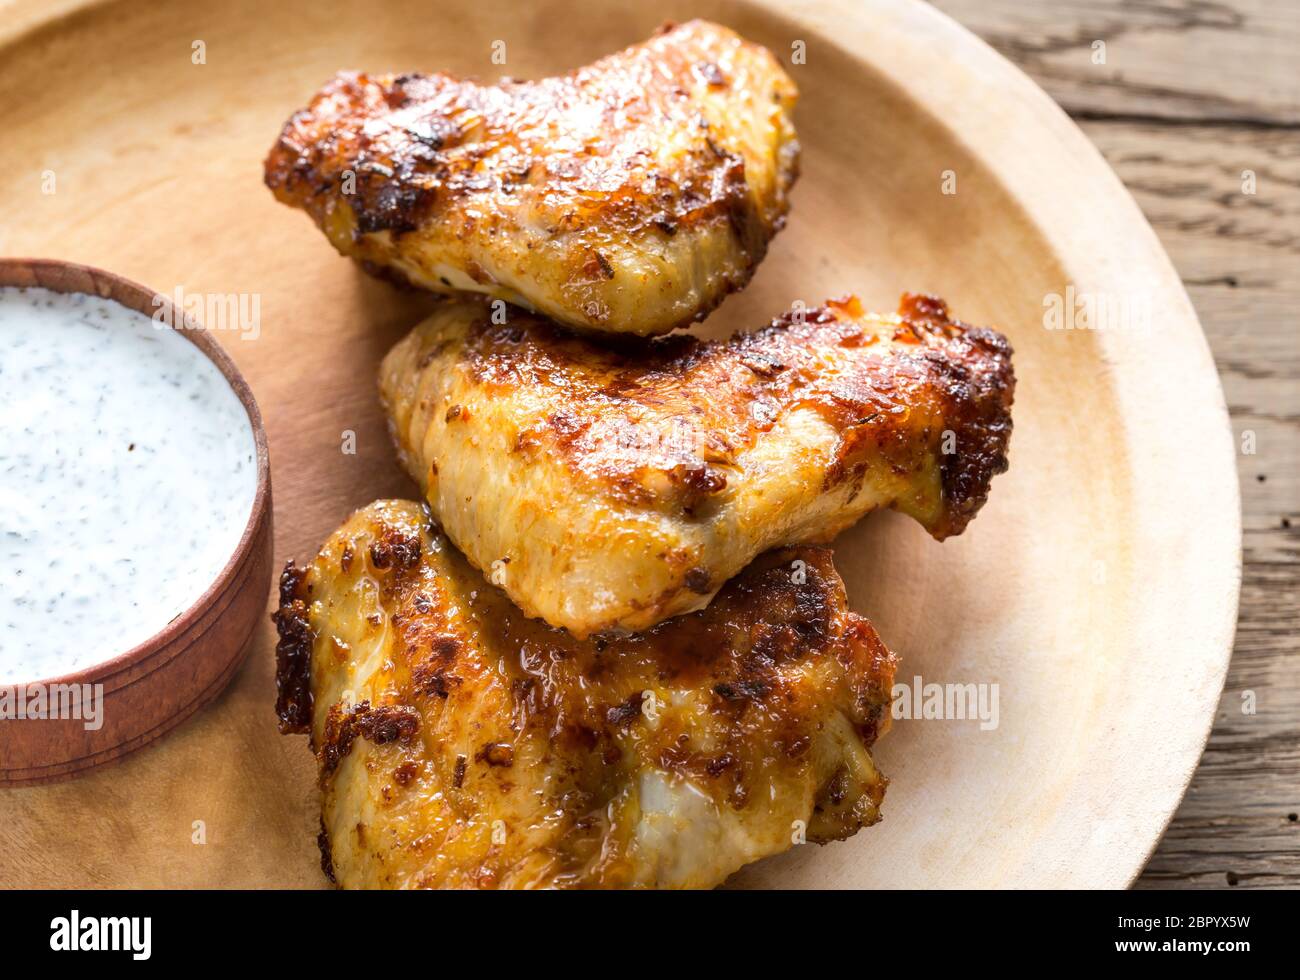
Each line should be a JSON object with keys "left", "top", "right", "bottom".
{"left": 782, "top": 0, "right": 1241, "bottom": 887}
{"left": 0, "top": 0, "right": 1241, "bottom": 887}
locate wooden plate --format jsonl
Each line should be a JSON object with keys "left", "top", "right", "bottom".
{"left": 0, "top": 0, "right": 1239, "bottom": 888}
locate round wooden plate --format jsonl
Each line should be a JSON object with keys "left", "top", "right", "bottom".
{"left": 0, "top": 0, "right": 1238, "bottom": 888}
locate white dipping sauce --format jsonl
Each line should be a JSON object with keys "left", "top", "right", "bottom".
{"left": 0, "top": 287, "right": 257, "bottom": 683}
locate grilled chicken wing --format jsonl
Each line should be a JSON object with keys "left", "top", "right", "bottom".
{"left": 379, "top": 293, "right": 1015, "bottom": 637}
{"left": 274, "top": 500, "right": 896, "bottom": 889}
{"left": 263, "top": 20, "right": 799, "bottom": 336}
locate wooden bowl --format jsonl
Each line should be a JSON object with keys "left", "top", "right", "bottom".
{"left": 0, "top": 0, "right": 1238, "bottom": 886}
{"left": 0, "top": 259, "right": 274, "bottom": 786}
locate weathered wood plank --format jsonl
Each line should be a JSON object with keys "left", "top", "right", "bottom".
{"left": 930, "top": 0, "right": 1300, "bottom": 125}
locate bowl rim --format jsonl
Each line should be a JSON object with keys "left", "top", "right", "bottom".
{"left": 0, "top": 256, "right": 272, "bottom": 691}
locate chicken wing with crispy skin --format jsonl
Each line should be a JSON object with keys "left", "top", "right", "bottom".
{"left": 379, "top": 293, "right": 1015, "bottom": 637}
{"left": 263, "top": 20, "right": 799, "bottom": 336}
{"left": 274, "top": 500, "right": 896, "bottom": 889}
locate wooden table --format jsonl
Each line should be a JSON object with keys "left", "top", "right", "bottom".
{"left": 929, "top": 0, "right": 1299, "bottom": 888}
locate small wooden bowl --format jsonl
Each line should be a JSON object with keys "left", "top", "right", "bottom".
{"left": 0, "top": 258, "right": 274, "bottom": 786}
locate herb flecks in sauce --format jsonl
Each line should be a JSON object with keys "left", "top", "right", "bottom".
{"left": 0, "top": 287, "right": 256, "bottom": 682}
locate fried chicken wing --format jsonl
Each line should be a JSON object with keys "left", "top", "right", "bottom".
{"left": 263, "top": 20, "right": 799, "bottom": 336}
{"left": 379, "top": 293, "right": 1015, "bottom": 637}
{"left": 274, "top": 500, "right": 896, "bottom": 889}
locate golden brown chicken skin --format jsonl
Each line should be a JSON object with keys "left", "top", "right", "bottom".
{"left": 263, "top": 20, "right": 799, "bottom": 336}
{"left": 274, "top": 500, "right": 896, "bottom": 889}
{"left": 380, "top": 293, "right": 1015, "bottom": 637}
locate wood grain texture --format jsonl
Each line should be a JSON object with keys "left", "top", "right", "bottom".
{"left": 930, "top": 0, "right": 1300, "bottom": 889}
